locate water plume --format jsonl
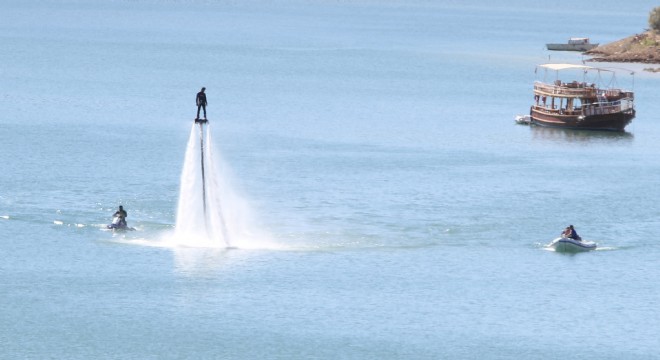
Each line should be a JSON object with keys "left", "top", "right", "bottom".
{"left": 173, "top": 122, "right": 256, "bottom": 248}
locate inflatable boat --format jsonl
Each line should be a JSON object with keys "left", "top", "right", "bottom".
{"left": 548, "top": 237, "right": 597, "bottom": 252}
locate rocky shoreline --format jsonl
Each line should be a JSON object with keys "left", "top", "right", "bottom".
{"left": 585, "top": 30, "right": 660, "bottom": 69}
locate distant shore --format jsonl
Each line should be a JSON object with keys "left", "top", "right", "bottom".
{"left": 586, "top": 30, "right": 660, "bottom": 71}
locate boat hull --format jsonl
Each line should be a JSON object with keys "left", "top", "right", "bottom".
{"left": 548, "top": 237, "right": 597, "bottom": 252}
{"left": 546, "top": 44, "right": 598, "bottom": 52}
{"left": 530, "top": 108, "right": 635, "bottom": 131}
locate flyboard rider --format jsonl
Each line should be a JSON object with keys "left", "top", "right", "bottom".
{"left": 196, "top": 87, "right": 207, "bottom": 120}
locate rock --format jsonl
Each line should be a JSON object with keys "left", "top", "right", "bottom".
{"left": 585, "top": 30, "right": 660, "bottom": 64}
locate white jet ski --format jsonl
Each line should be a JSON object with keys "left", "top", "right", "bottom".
{"left": 106, "top": 216, "right": 135, "bottom": 232}
{"left": 548, "top": 237, "right": 597, "bottom": 252}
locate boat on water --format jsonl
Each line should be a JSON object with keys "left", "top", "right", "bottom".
{"left": 515, "top": 114, "right": 531, "bottom": 125}
{"left": 529, "top": 63, "right": 635, "bottom": 131}
{"left": 548, "top": 237, "right": 597, "bottom": 252}
{"left": 546, "top": 37, "right": 598, "bottom": 52}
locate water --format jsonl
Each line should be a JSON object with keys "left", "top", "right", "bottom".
{"left": 2, "top": 0, "right": 660, "bottom": 358}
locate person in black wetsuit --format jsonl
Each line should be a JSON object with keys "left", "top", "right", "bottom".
{"left": 196, "top": 87, "right": 207, "bottom": 120}
{"left": 113, "top": 206, "right": 127, "bottom": 227}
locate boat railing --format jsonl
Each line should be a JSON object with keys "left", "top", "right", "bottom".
{"left": 531, "top": 105, "right": 582, "bottom": 116}
{"left": 619, "top": 98, "right": 635, "bottom": 111}
{"left": 583, "top": 97, "right": 634, "bottom": 116}
{"left": 534, "top": 81, "right": 597, "bottom": 97}
{"left": 601, "top": 89, "right": 623, "bottom": 97}
{"left": 533, "top": 97, "right": 634, "bottom": 116}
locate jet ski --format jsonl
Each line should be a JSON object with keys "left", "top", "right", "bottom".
{"left": 106, "top": 216, "right": 135, "bottom": 232}
{"left": 548, "top": 237, "right": 597, "bottom": 252}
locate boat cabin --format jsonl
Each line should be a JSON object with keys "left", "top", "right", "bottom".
{"left": 568, "top": 37, "right": 592, "bottom": 45}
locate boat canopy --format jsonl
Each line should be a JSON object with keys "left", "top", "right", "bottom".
{"left": 538, "top": 63, "right": 593, "bottom": 71}
{"left": 537, "top": 63, "right": 616, "bottom": 72}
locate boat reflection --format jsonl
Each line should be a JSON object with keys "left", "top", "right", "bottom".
{"left": 530, "top": 125, "right": 634, "bottom": 144}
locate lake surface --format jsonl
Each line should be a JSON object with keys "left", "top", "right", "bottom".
{"left": 2, "top": 1, "right": 660, "bottom": 358}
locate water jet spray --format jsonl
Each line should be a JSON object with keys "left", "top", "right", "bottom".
{"left": 174, "top": 118, "right": 231, "bottom": 247}
{"left": 196, "top": 118, "right": 209, "bottom": 220}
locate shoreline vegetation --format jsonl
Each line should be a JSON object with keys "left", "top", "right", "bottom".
{"left": 585, "top": 30, "right": 660, "bottom": 71}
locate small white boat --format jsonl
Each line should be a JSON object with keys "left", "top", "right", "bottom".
{"left": 546, "top": 37, "right": 598, "bottom": 52}
{"left": 515, "top": 114, "right": 532, "bottom": 125}
{"left": 548, "top": 237, "right": 597, "bottom": 252}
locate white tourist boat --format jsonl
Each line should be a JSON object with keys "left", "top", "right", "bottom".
{"left": 548, "top": 237, "right": 597, "bottom": 252}
{"left": 546, "top": 37, "right": 598, "bottom": 52}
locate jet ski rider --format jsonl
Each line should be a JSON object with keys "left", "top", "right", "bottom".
{"left": 113, "top": 206, "right": 127, "bottom": 227}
